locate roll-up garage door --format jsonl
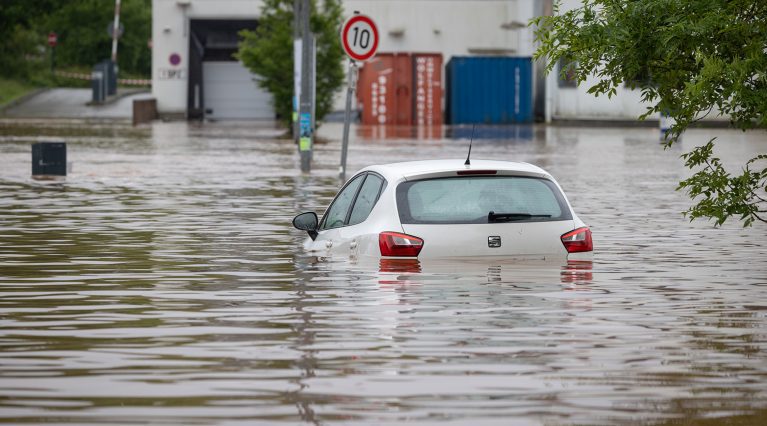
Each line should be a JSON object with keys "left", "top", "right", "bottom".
{"left": 202, "top": 61, "right": 274, "bottom": 120}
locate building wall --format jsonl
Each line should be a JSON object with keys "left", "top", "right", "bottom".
{"left": 340, "top": 0, "right": 535, "bottom": 112}
{"left": 542, "top": 0, "right": 651, "bottom": 121}
{"left": 547, "top": 73, "right": 651, "bottom": 121}
{"left": 544, "top": 0, "right": 728, "bottom": 123}
{"left": 151, "top": 0, "right": 730, "bottom": 123}
{"left": 152, "top": 0, "right": 534, "bottom": 118}
{"left": 152, "top": 0, "right": 263, "bottom": 116}
{"left": 344, "top": 0, "right": 529, "bottom": 58}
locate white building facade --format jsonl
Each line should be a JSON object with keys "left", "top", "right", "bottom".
{"left": 151, "top": 0, "right": 538, "bottom": 120}
{"left": 152, "top": 0, "right": 702, "bottom": 123}
{"left": 543, "top": 0, "right": 653, "bottom": 122}
{"left": 152, "top": 0, "right": 270, "bottom": 120}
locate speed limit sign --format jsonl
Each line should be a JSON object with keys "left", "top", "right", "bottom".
{"left": 341, "top": 14, "right": 378, "bottom": 62}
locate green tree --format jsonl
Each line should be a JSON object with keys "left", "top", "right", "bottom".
{"left": 533, "top": 0, "right": 767, "bottom": 226}
{"left": 237, "top": 0, "right": 345, "bottom": 128}
{"left": 43, "top": 0, "right": 151, "bottom": 76}
{"left": 0, "top": 0, "right": 64, "bottom": 78}
{"left": 0, "top": 0, "right": 150, "bottom": 79}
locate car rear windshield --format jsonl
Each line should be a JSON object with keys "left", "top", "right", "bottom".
{"left": 396, "top": 176, "right": 572, "bottom": 224}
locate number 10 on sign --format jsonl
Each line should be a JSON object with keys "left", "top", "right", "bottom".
{"left": 341, "top": 14, "right": 379, "bottom": 62}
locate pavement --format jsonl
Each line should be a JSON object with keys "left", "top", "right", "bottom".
{"left": 2, "top": 88, "right": 153, "bottom": 119}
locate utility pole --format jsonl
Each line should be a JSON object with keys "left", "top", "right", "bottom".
{"left": 297, "top": 0, "right": 314, "bottom": 173}
{"left": 111, "top": 0, "right": 121, "bottom": 63}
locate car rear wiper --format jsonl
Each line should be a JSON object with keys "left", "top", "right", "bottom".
{"left": 488, "top": 211, "right": 552, "bottom": 222}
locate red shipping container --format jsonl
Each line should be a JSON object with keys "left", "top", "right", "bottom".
{"left": 357, "top": 53, "right": 412, "bottom": 125}
{"left": 412, "top": 53, "right": 443, "bottom": 126}
{"left": 357, "top": 52, "right": 443, "bottom": 126}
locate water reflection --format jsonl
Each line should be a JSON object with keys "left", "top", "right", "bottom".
{"left": 353, "top": 124, "right": 539, "bottom": 143}
{"left": 0, "top": 119, "right": 766, "bottom": 424}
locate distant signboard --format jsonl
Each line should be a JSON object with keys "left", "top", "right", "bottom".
{"left": 158, "top": 68, "right": 185, "bottom": 80}
{"left": 48, "top": 32, "right": 57, "bottom": 47}
{"left": 107, "top": 22, "right": 125, "bottom": 38}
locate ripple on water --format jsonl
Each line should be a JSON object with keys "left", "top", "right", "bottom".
{"left": 0, "top": 121, "right": 766, "bottom": 424}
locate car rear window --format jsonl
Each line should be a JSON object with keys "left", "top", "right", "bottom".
{"left": 396, "top": 176, "right": 572, "bottom": 224}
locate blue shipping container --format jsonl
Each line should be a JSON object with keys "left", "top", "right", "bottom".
{"left": 446, "top": 57, "right": 533, "bottom": 124}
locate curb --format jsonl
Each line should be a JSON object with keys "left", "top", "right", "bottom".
{"left": 86, "top": 88, "right": 150, "bottom": 107}
{"left": 0, "top": 88, "right": 48, "bottom": 115}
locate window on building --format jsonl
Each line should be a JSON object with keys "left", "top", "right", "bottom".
{"left": 623, "top": 68, "right": 653, "bottom": 89}
{"left": 558, "top": 57, "right": 578, "bottom": 88}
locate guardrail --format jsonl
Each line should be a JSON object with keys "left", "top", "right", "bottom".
{"left": 55, "top": 71, "right": 151, "bottom": 86}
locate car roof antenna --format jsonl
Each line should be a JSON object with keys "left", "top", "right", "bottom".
{"left": 464, "top": 125, "right": 475, "bottom": 166}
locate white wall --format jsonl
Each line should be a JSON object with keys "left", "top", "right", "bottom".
{"left": 542, "top": 0, "right": 648, "bottom": 121}
{"left": 152, "top": 0, "right": 534, "bottom": 117}
{"left": 339, "top": 1, "right": 532, "bottom": 111}
{"left": 544, "top": 0, "right": 729, "bottom": 123}
{"left": 549, "top": 73, "right": 652, "bottom": 121}
{"left": 343, "top": 1, "right": 527, "bottom": 57}
{"left": 152, "top": 0, "right": 263, "bottom": 116}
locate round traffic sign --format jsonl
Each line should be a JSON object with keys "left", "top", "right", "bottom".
{"left": 107, "top": 21, "right": 125, "bottom": 39}
{"left": 341, "top": 14, "right": 378, "bottom": 62}
{"left": 47, "top": 32, "right": 57, "bottom": 47}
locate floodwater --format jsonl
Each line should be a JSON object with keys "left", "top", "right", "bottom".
{"left": 1, "top": 118, "right": 766, "bottom": 425}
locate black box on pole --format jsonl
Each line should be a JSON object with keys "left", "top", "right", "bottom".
{"left": 32, "top": 142, "right": 67, "bottom": 177}
{"left": 106, "top": 60, "right": 117, "bottom": 96}
{"left": 92, "top": 62, "right": 106, "bottom": 104}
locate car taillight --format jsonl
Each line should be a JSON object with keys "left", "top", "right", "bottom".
{"left": 379, "top": 232, "right": 424, "bottom": 257}
{"left": 561, "top": 227, "right": 593, "bottom": 253}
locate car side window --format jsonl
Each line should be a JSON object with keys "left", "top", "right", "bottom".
{"left": 320, "top": 174, "right": 365, "bottom": 230}
{"left": 348, "top": 174, "right": 384, "bottom": 226}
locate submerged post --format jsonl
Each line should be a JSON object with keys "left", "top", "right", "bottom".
{"left": 339, "top": 61, "right": 357, "bottom": 181}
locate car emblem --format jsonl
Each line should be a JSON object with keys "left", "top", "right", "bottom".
{"left": 488, "top": 236, "right": 501, "bottom": 248}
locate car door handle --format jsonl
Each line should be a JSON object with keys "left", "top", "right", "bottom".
{"left": 325, "top": 241, "right": 333, "bottom": 248}
{"left": 350, "top": 241, "right": 357, "bottom": 249}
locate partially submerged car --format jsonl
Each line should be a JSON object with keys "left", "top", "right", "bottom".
{"left": 293, "top": 159, "right": 592, "bottom": 259}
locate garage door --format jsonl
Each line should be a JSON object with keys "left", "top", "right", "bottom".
{"left": 203, "top": 61, "right": 274, "bottom": 120}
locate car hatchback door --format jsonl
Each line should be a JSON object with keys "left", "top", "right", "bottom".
{"left": 396, "top": 175, "right": 575, "bottom": 258}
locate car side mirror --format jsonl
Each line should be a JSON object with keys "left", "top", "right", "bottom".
{"left": 292, "top": 212, "right": 318, "bottom": 240}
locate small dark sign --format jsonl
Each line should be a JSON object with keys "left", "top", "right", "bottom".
{"left": 107, "top": 22, "right": 125, "bottom": 38}
{"left": 32, "top": 142, "right": 67, "bottom": 177}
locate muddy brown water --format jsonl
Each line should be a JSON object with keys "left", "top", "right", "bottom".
{"left": 1, "top": 119, "right": 766, "bottom": 425}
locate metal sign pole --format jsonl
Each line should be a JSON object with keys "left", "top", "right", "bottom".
{"left": 340, "top": 60, "right": 357, "bottom": 181}
{"left": 111, "top": 0, "right": 121, "bottom": 63}
{"left": 293, "top": 0, "right": 300, "bottom": 144}
{"left": 338, "top": 12, "right": 377, "bottom": 179}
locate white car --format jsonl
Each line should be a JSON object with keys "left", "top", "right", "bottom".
{"left": 293, "top": 159, "right": 592, "bottom": 259}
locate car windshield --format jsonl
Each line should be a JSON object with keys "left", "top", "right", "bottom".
{"left": 396, "top": 176, "right": 572, "bottom": 224}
